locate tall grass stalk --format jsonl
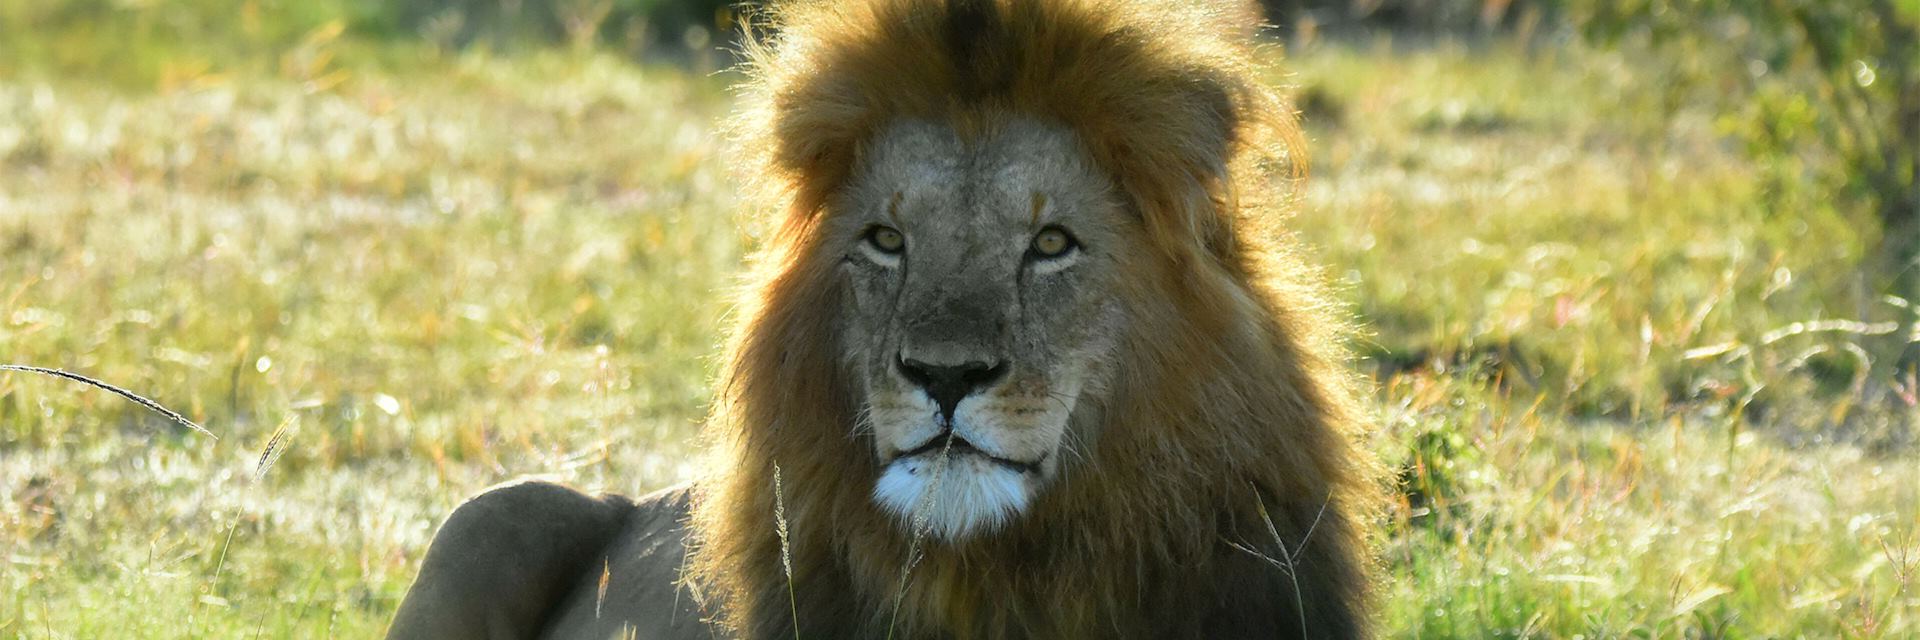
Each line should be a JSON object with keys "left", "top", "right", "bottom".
{"left": 188, "top": 517, "right": 244, "bottom": 637}
{"left": 0, "top": 364, "right": 216, "bottom": 439}
{"left": 885, "top": 432, "right": 957, "bottom": 640}
{"left": 773, "top": 465, "right": 799, "bottom": 640}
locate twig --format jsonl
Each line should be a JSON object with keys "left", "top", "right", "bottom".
{"left": 1292, "top": 492, "right": 1332, "bottom": 561}
{"left": 1252, "top": 488, "right": 1309, "bottom": 640}
{"left": 0, "top": 364, "right": 217, "bottom": 439}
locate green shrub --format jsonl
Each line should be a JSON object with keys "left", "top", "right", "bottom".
{"left": 1570, "top": 0, "right": 1920, "bottom": 374}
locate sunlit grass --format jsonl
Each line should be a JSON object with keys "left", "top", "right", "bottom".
{"left": 1285, "top": 40, "right": 1916, "bottom": 636}
{"left": 1, "top": 20, "right": 1914, "bottom": 640}
{"left": 2, "top": 44, "right": 740, "bottom": 636}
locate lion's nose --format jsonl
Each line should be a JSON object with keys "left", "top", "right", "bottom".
{"left": 897, "top": 356, "right": 1008, "bottom": 424}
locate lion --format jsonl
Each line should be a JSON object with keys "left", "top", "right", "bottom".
{"left": 385, "top": 0, "right": 1383, "bottom": 638}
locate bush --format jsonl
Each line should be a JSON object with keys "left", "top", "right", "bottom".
{"left": 1570, "top": 0, "right": 1920, "bottom": 374}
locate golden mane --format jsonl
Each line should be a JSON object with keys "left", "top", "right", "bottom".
{"left": 687, "top": 0, "right": 1383, "bottom": 636}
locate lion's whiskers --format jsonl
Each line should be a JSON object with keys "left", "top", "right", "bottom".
{"left": 848, "top": 403, "right": 877, "bottom": 440}
{"left": 1056, "top": 428, "right": 1092, "bottom": 467}
{"left": 1046, "top": 392, "right": 1093, "bottom": 466}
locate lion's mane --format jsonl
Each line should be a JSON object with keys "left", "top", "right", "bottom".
{"left": 685, "top": 0, "right": 1383, "bottom": 637}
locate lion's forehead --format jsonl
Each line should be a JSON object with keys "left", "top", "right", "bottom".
{"left": 860, "top": 118, "right": 1101, "bottom": 229}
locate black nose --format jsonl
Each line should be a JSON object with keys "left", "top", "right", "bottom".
{"left": 897, "top": 356, "right": 1008, "bottom": 424}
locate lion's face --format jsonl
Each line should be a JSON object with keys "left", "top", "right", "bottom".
{"left": 829, "top": 118, "right": 1128, "bottom": 541}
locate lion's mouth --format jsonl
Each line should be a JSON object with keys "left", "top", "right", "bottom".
{"left": 890, "top": 433, "right": 1045, "bottom": 475}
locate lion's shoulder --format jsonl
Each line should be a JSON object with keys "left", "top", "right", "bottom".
{"left": 538, "top": 483, "right": 714, "bottom": 639}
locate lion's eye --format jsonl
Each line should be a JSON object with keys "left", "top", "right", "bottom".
{"left": 1029, "top": 227, "right": 1077, "bottom": 259}
{"left": 866, "top": 226, "right": 906, "bottom": 254}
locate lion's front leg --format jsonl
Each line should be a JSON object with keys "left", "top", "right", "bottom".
{"left": 386, "top": 479, "right": 636, "bottom": 640}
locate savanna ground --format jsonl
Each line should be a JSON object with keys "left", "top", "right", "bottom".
{"left": 2, "top": 4, "right": 1916, "bottom": 638}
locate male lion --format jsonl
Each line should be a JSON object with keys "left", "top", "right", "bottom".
{"left": 386, "top": 0, "right": 1383, "bottom": 638}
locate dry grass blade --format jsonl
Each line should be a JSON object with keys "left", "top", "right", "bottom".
{"left": 254, "top": 415, "right": 299, "bottom": 482}
{"left": 886, "top": 432, "right": 957, "bottom": 640}
{"left": 773, "top": 465, "right": 799, "bottom": 639}
{"left": 597, "top": 559, "right": 611, "bottom": 620}
{"left": 0, "top": 364, "right": 217, "bottom": 439}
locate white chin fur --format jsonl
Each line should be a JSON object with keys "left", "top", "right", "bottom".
{"left": 872, "top": 455, "right": 1031, "bottom": 542}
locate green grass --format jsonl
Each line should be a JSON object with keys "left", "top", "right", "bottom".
{"left": 2, "top": 14, "right": 1916, "bottom": 640}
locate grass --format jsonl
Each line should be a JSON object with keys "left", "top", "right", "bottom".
{"left": 2, "top": 11, "right": 1916, "bottom": 639}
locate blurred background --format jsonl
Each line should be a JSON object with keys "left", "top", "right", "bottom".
{"left": 1, "top": 0, "right": 1916, "bottom": 637}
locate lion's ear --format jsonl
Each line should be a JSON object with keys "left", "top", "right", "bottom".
{"left": 1133, "top": 62, "right": 1305, "bottom": 264}
{"left": 1177, "top": 79, "right": 1245, "bottom": 256}
{"left": 1095, "top": 74, "right": 1243, "bottom": 261}
{"left": 761, "top": 75, "right": 869, "bottom": 237}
